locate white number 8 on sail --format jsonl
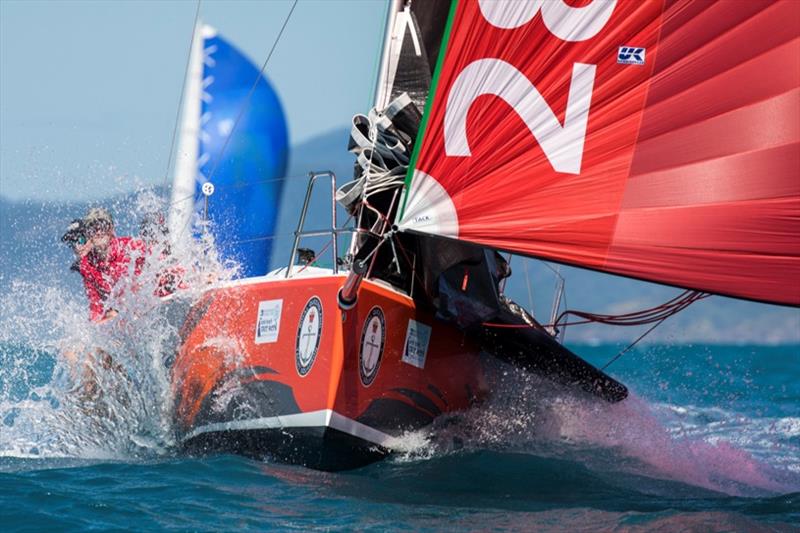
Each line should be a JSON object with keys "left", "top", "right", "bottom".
{"left": 478, "top": 0, "right": 616, "bottom": 41}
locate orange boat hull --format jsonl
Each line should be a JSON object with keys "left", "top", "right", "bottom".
{"left": 171, "top": 272, "right": 487, "bottom": 470}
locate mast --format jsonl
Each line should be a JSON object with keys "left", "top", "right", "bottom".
{"left": 168, "top": 22, "right": 210, "bottom": 247}
{"left": 346, "top": 0, "right": 403, "bottom": 261}
{"left": 372, "top": 0, "right": 404, "bottom": 110}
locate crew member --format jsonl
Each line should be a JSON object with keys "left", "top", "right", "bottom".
{"left": 60, "top": 213, "right": 134, "bottom": 400}
{"left": 76, "top": 208, "right": 146, "bottom": 322}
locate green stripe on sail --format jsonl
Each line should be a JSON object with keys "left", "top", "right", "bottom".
{"left": 398, "top": 0, "right": 459, "bottom": 220}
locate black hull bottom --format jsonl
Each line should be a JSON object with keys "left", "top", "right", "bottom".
{"left": 181, "top": 427, "right": 389, "bottom": 471}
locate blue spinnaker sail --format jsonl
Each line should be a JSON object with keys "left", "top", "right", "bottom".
{"left": 196, "top": 27, "right": 289, "bottom": 278}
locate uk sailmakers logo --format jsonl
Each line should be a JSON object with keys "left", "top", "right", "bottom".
{"left": 617, "top": 46, "right": 646, "bottom": 65}
{"left": 296, "top": 297, "right": 323, "bottom": 376}
{"left": 359, "top": 307, "right": 385, "bottom": 387}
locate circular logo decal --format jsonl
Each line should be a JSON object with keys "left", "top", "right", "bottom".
{"left": 295, "top": 297, "right": 323, "bottom": 376}
{"left": 359, "top": 306, "right": 385, "bottom": 387}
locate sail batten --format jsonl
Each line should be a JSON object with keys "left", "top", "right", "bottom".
{"left": 399, "top": 0, "right": 800, "bottom": 306}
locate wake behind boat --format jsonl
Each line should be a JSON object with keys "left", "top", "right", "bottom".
{"left": 166, "top": 1, "right": 799, "bottom": 471}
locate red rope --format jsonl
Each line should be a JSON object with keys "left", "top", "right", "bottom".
{"left": 481, "top": 290, "right": 708, "bottom": 330}
{"left": 296, "top": 239, "right": 333, "bottom": 273}
{"left": 553, "top": 290, "right": 708, "bottom": 328}
{"left": 295, "top": 215, "right": 354, "bottom": 273}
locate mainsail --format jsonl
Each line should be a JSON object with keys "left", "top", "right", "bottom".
{"left": 169, "top": 24, "right": 289, "bottom": 278}
{"left": 398, "top": 0, "right": 800, "bottom": 306}
{"left": 373, "top": 0, "right": 451, "bottom": 111}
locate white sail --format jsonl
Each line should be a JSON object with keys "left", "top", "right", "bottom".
{"left": 372, "top": 0, "right": 405, "bottom": 110}
{"left": 168, "top": 23, "right": 212, "bottom": 248}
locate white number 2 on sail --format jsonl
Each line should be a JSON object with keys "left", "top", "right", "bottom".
{"left": 444, "top": 0, "right": 617, "bottom": 175}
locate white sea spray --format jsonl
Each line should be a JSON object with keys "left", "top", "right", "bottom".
{"left": 388, "top": 357, "right": 800, "bottom": 497}
{"left": 0, "top": 192, "right": 238, "bottom": 461}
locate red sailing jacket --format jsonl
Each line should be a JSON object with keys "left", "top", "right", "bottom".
{"left": 79, "top": 236, "right": 146, "bottom": 321}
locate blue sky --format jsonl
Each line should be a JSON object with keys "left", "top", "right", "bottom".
{"left": 0, "top": 0, "right": 387, "bottom": 200}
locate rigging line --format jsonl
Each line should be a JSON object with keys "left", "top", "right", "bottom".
{"left": 353, "top": 124, "right": 381, "bottom": 252}
{"left": 122, "top": 186, "right": 196, "bottom": 210}
{"left": 296, "top": 239, "right": 334, "bottom": 274}
{"left": 558, "top": 287, "right": 568, "bottom": 342}
{"left": 380, "top": 7, "right": 394, "bottom": 109}
{"left": 161, "top": 0, "right": 202, "bottom": 192}
{"left": 218, "top": 229, "right": 358, "bottom": 246}
{"left": 392, "top": 233, "right": 435, "bottom": 301}
{"left": 482, "top": 291, "right": 707, "bottom": 330}
{"left": 205, "top": 0, "right": 298, "bottom": 186}
{"left": 294, "top": 213, "right": 355, "bottom": 273}
{"left": 154, "top": 175, "right": 332, "bottom": 210}
{"left": 542, "top": 261, "right": 563, "bottom": 278}
{"left": 522, "top": 259, "right": 535, "bottom": 318}
{"left": 167, "top": 192, "right": 198, "bottom": 208}
{"left": 171, "top": 190, "right": 206, "bottom": 246}
{"left": 600, "top": 317, "right": 668, "bottom": 372}
{"left": 201, "top": 173, "right": 334, "bottom": 194}
{"left": 500, "top": 253, "right": 512, "bottom": 293}
{"left": 483, "top": 301, "right": 697, "bottom": 371}
{"left": 370, "top": 2, "right": 388, "bottom": 109}
{"left": 555, "top": 291, "right": 708, "bottom": 327}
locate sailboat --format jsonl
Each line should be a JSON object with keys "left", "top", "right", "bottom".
{"left": 168, "top": 23, "right": 289, "bottom": 278}
{"left": 169, "top": 1, "right": 799, "bottom": 471}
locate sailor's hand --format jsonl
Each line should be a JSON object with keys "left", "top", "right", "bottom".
{"left": 98, "top": 309, "right": 118, "bottom": 323}
{"left": 62, "top": 347, "right": 79, "bottom": 367}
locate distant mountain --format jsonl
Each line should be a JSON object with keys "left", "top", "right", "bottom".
{"left": 2, "top": 127, "right": 798, "bottom": 344}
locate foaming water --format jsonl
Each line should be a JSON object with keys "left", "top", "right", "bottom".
{"left": 0, "top": 192, "right": 236, "bottom": 463}
{"left": 387, "top": 356, "right": 800, "bottom": 498}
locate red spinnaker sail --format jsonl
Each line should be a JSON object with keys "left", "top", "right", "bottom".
{"left": 399, "top": 0, "right": 800, "bottom": 306}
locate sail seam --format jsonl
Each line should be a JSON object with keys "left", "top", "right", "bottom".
{"left": 602, "top": 0, "right": 670, "bottom": 271}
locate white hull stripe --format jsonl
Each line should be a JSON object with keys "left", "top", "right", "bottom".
{"left": 182, "top": 409, "right": 396, "bottom": 448}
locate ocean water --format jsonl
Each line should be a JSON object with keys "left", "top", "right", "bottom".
{"left": 0, "top": 234, "right": 798, "bottom": 531}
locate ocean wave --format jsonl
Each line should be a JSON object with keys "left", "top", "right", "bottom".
{"left": 386, "top": 361, "right": 800, "bottom": 498}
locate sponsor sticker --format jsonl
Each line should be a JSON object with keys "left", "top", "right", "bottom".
{"left": 359, "top": 307, "right": 385, "bottom": 387}
{"left": 617, "top": 46, "right": 645, "bottom": 66}
{"left": 296, "top": 297, "right": 323, "bottom": 376}
{"left": 401, "top": 319, "right": 431, "bottom": 369}
{"left": 255, "top": 299, "right": 282, "bottom": 344}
